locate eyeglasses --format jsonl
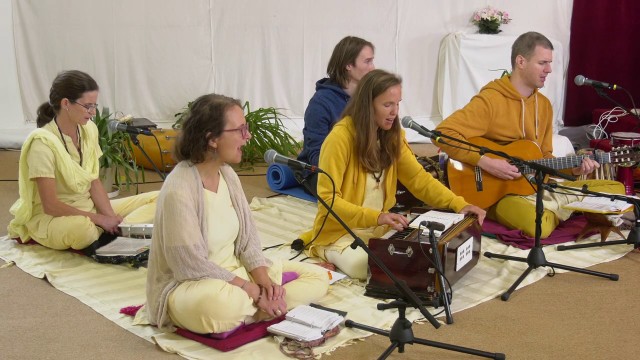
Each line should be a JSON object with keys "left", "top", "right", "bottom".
{"left": 72, "top": 101, "right": 99, "bottom": 112}
{"left": 222, "top": 123, "right": 251, "bottom": 138}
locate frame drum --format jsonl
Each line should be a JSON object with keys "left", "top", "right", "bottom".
{"left": 131, "top": 128, "right": 178, "bottom": 172}
{"left": 611, "top": 132, "right": 640, "bottom": 147}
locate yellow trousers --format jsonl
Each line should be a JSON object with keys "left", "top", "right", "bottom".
{"left": 167, "top": 260, "right": 329, "bottom": 334}
{"left": 33, "top": 191, "right": 159, "bottom": 250}
{"left": 489, "top": 179, "right": 624, "bottom": 238}
{"left": 317, "top": 226, "right": 389, "bottom": 280}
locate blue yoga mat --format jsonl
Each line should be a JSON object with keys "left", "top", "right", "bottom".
{"left": 266, "top": 164, "right": 316, "bottom": 202}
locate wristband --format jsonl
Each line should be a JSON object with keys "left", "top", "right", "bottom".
{"left": 254, "top": 284, "right": 265, "bottom": 305}
{"left": 240, "top": 280, "right": 249, "bottom": 290}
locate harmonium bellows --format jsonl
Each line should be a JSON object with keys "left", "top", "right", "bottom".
{"left": 365, "top": 215, "right": 481, "bottom": 302}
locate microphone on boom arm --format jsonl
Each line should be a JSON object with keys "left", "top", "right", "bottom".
{"left": 574, "top": 75, "right": 620, "bottom": 90}
{"left": 400, "top": 116, "right": 440, "bottom": 142}
{"left": 264, "top": 149, "right": 322, "bottom": 173}
{"left": 107, "top": 120, "right": 153, "bottom": 136}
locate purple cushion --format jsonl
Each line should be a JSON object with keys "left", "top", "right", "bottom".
{"left": 176, "top": 315, "right": 285, "bottom": 351}
{"left": 482, "top": 215, "right": 596, "bottom": 249}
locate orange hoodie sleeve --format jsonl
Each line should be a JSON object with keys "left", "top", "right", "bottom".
{"left": 435, "top": 94, "right": 494, "bottom": 166}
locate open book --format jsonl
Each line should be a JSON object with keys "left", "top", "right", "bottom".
{"left": 563, "top": 196, "right": 634, "bottom": 214}
{"left": 95, "top": 236, "right": 152, "bottom": 256}
{"left": 267, "top": 304, "right": 344, "bottom": 342}
{"left": 409, "top": 210, "right": 465, "bottom": 237}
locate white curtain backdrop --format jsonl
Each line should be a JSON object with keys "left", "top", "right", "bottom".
{"left": 1, "top": 0, "right": 573, "bottom": 146}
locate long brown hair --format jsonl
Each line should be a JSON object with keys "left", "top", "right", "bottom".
{"left": 326, "top": 36, "right": 374, "bottom": 88}
{"left": 342, "top": 69, "right": 402, "bottom": 172}
{"left": 174, "top": 93, "right": 242, "bottom": 164}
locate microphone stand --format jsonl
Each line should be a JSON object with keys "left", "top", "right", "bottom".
{"left": 483, "top": 168, "right": 619, "bottom": 301}
{"left": 425, "top": 224, "right": 453, "bottom": 325}
{"left": 548, "top": 183, "right": 640, "bottom": 252}
{"left": 129, "top": 134, "right": 166, "bottom": 181}
{"left": 294, "top": 171, "right": 504, "bottom": 359}
{"left": 593, "top": 87, "right": 640, "bottom": 121}
{"left": 421, "top": 128, "right": 619, "bottom": 300}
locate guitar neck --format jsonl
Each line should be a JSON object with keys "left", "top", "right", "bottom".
{"left": 520, "top": 153, "right": 611, "bottom": 174}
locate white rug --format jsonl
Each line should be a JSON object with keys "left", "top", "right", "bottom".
{"left": 0, "top": 195, "right": 633, "bottom": 359}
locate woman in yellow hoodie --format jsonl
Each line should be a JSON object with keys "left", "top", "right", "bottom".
{"left": 297, "top": 69, "right": 485, "bottom": 280}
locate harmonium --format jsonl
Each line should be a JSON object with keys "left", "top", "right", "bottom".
{"left": 365, "top": 214, "right": 481, "bottom": 303}
{"left": 118, "top": 223, "right": 153, "bottom": 239}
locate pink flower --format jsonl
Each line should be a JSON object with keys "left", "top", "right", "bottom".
{"left": 471, "top": 6, "right": 512, "bottom": 26}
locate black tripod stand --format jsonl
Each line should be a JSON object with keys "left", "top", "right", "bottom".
{"left": 484, "top": 170, "right": 619, "bottom": 301}
{"left": 343, "top": 300, "right": 504, "bottom": 359}
{"left": 295, "top": 171, "right": 504, "bottom": 359}
{"left": 551, "top": 183, "right": 640, "bottom": 252}
{"left": 129, "top": 133, "right": 166, "bottom": 181}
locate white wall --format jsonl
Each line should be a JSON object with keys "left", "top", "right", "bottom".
{"left": 1, "top": 0, "right": 573, "bottom": 147}
{"left": 0, "top": 0, "right": 29, "bottom": 131}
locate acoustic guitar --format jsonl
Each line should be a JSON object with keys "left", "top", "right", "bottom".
{"left": 446, "top": 137, "right": 639, "bottom": 209}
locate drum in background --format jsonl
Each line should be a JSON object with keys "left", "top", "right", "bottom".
{"left": 610, "top": 132, "right": 640, "bottom": 195}
{"left": 131, "top": 128, "right": 178, "bottom": 172}
{"left": 611, "top": 132, "right": 640, "bottom": 147}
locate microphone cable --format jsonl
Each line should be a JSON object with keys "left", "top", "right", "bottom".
{"left": 586, "top": 107, "right": 627, "bottom": 144}
{"left": 289, "top": 174, "right": 337, "bottom": 261}
{"left": 416, "top": 221, "right": 455, "bottom": 306}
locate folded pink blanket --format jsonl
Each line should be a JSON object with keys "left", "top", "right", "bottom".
{"left": 481, "top": 215, "right": 596, "bottom": 249}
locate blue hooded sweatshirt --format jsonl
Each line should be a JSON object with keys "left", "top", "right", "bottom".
{"left": 297, "top": 78, "right": 350, "bottom": 166}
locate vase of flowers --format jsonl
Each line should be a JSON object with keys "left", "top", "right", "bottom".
{"left": 472, "top": 6, "right": 512, "bottom": 34}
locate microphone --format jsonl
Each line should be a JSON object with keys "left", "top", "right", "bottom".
{"left": 400, "top": 116, "right": 439, "bottom": 141}
{"left": 524, "top": 174, "right": 535, "bottom": 183}
{"left": 264, "top": 149, "right": 322, "bottom": 173}
{"left": 574, "top": 75, "right": 619, "bottom": 90}
{"left": 419, "top": 220, "right": 446, "bottom": 232}
{"left": 524, "top": 174, "right": 556, "bottom": 190}
{"left": 107, "top": 120, "right": 153, "bottom": 136}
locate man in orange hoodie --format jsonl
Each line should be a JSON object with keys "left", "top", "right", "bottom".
{"left": 436, "top": 31, "right": 623, "bottom": 238}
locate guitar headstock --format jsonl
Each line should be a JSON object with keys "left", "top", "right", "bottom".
{"left": 607, "top": 145, "right": 640, "bottom": 165}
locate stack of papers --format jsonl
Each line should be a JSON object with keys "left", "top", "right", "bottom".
{"left": 267, "top": 304, "right": 344, "bottom": 342}
{"left": 95, "top": 236, "right": 152, "bottom": 256}
{"left": 563, "top": 196, "right": 634, "bottom": 214}
{"left": 409, "top": 210, "right": 465, "bottom": 236}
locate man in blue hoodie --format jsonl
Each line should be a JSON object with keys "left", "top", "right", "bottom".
{"left": 297, "top": 36, "right": 375, "bottom": 192}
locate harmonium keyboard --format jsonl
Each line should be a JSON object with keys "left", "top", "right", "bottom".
{"left": 365, "top": 215, "right": 481, "bottom": 302}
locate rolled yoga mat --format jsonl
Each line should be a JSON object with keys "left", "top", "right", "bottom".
{"left": 266, "top": 163, "right": 316, "bottom": 202}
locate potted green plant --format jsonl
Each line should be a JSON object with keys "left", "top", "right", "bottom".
{"left": 173, "top": 100, "right": 301, "bottom": 165}
{"left": 93, "top": 107, "right": 142, "bottom": 195}
{"left": 240, "top": 101, "right": 300, "bottom": 164}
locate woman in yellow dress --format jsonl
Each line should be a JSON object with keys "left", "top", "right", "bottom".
{"left": 8, "top": 70, "right": 157, "bottom": 250}
{"left": 146, "top": 93, "right": 329, "bottom": 334}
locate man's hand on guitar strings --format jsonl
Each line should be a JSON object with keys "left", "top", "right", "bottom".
{"left": 477, "top": 156, "right": 522, "bottom": 180}
{"left": 572, "top": 154, "right": 600, "bottom": 176}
